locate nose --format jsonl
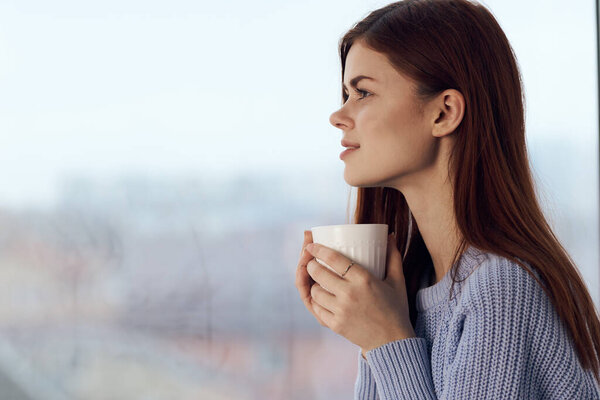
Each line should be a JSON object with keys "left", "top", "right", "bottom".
{"left": 329, "top": 108, "right": 353, "bottom": 130}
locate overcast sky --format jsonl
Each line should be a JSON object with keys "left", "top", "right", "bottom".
{"left": 0, "top": 0, "right": 596, "bottom": 208}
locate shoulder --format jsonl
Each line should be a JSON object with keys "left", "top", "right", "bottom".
{"left": 451, "top": 249, "right": 600, "bottom": 397}
{"left": 458, "top": 250, "right": 548, "bottom": 316}
{"left": 456, "top": 249, "right": 563, "bottom": 349}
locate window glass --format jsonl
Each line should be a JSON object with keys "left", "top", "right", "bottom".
{"left": 0, "top": 1, "right": 595, "bottom": 398}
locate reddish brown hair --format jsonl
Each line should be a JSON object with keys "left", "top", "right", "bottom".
{"left": 338, "top": 0, "right": 600, "bottom": 381}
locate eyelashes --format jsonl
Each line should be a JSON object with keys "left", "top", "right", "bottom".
{"left": 355, "top": 89, "right": 371, "bottom": 100}
{"left": 343, "top": 88, "right": 372, "bottom": 103}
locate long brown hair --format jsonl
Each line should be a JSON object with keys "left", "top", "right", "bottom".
{"left": 338, "top": 0, "right": 600, "bottom": 381}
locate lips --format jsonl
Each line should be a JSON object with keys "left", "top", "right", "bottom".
{"left": 340, "top": 147, "right": 359, "bottom": 160}
{"left": 341, "top": 139, "right": 360, "bottom": 148}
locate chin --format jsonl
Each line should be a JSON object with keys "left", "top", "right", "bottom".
{"left": 343, "top": 171, "right": 385, "bottom": 188}
{"left": 344, "top": 167, "right": 406, "bottom": 189}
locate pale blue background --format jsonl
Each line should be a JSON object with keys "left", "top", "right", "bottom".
{"left": 0, "top": 0, "right": 596, "bottom": 398}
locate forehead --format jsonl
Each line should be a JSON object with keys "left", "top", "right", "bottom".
{"left": 343, "top": 41, "right": 420, "bottom": 98}
{"left": 344, "top": 40, "right": 397, "bottom": 83}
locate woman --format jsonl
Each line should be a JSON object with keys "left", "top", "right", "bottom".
{"left": 294, "top": 0, "right": 600, "bottom": 398}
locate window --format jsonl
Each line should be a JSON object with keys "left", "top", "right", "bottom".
{"left": 0, "top": 1, "right": 596, "bottom": 398}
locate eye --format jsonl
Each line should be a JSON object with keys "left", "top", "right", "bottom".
{"left": 355, "top": 88, "right": 371, "bottom": 100}
{"left": 342, "top": 88, "right": 372, "bottom": 103}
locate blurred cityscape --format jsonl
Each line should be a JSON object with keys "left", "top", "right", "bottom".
{"left": 0, "top": 169, "right": 359, "bottom": 399}
{"left": 0, "top": 137, "right": 597, "bottom": 399}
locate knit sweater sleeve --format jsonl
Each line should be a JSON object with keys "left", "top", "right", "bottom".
{"left": 354, "top": 348, "right": 379, "bottom": 399}
{"left": 357, "top": 257, "right": 600, "bottom": 399}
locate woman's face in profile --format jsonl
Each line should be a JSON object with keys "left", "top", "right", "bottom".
{"left": 329, "top": 39, "right": 441, "bottom": 191}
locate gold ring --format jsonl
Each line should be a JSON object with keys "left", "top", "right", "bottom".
{"left": 341, "top": 261, "right": 355, "bottom": 278}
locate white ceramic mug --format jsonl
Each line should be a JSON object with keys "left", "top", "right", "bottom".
{"left": 310, "top": 224, "right": 388, "bottom": 280}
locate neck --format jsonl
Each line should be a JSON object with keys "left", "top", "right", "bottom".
{"left": 394, "top": 171, "right": 462, "bottom": 284}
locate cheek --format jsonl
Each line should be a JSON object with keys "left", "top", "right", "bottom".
{"left": 370, "top": 115, "right": 422, "bottom": 155}
{"left": 385, "top": 107, "right": 432, "bottom": 152}
{"left": 366, "top": 119, "right": 437, "bottom": 173}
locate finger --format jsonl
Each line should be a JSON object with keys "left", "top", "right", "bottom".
{"left": 296, "top": 230, "right": 315, "bottom": 285}
{"left": 311, "top": 296, "right": 334, "bottom": 327}
{"left": 296, "top": 259, "right": 313, "bottom": 301}
{"left": 306, "top": 259, "right": 344, "bottom": 295}
{"left": 295, "top": 229, "right": 329, "bottom": 325}
{"left": 307, "top": 290, "right": 328, "bottom": 327}
{"left": 300, "top": 230, "right": 313, "bottom": 257}
{"left": 305, "top": 243, "right": 361, "bottom": 282}
{"left": 298, "top": 230, "right": 315, "bottom": 286}
{"left": 295, "top": 239, "right": 323, "bottom": 321}
{"left": 310, "top": 282, "right": 338, "bottom": 314}
{"left": 295, "top": 270, "right": 327, "bottom": 326}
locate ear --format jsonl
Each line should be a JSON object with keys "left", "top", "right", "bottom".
{"left": 430, "top": 89, "right": 465, "bottom": 138}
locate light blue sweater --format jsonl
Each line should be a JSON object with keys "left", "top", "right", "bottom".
{"left": 355, "top": 245, "right": 600, "bottom": 399}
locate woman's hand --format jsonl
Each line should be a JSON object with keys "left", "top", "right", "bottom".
{"left": 303, "top": 233, "right": 416, "bottom": 353}
{"left": 295, "top": 230, "right": 329, "bottom": 327}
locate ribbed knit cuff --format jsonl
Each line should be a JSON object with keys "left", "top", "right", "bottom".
{"left": 366, "top": 338, "right": 436, "bottom": 400}
{"left": 355, "top": 348, "right": 378, "bottom": 399}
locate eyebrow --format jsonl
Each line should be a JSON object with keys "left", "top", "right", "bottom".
{"left": 342, "top": 75, "right": 376, "bottom": 92}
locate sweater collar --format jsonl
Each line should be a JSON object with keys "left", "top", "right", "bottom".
{"left": 415, "top": 245, "right": 488, "bottom": 312}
